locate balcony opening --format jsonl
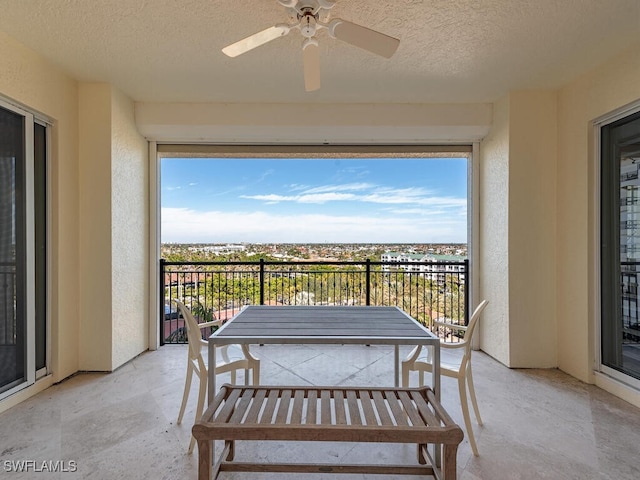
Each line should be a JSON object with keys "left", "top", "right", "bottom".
{"left": 156, "top": 146, "right": 474, "bottom": 346}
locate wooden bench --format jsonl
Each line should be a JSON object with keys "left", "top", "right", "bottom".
{"left": 192, "top": 384, "right": 464, "bottom": 479}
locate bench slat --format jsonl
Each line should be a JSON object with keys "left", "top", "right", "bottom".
{"left": 346, "top": 390, "right": 362, "bottom": 425}
{"left": 275, "top": 389, "right": 292, "bottom": 424}
{"left": 397, "top": 390, "right": 424, "bottom": 426}
{"left": 306, "top": 389, "right": 317, "bottom": 425}
{"left": 358, "top": 390, "right": 378, "bottom": 426}
{"left": 290, "top": 389, "right": 305, "bottom": 425}
{"left": 384, "top": 390, "right": 409, "bottom": 426}
{"left": 371, "top": 390, "right": 393, "bottom": 426}
{"left": 410, "top": 390, "right": 440, "bottom": 427}
{"left": 243, "top": 388, "right": 267, "bottom": 424}
{"left": 321, "top": 389, "right": 332, "bottom": 424}
{"left": 259, "top": 388, "right": 280, "bottom": 424}
{"left": 214, "top": 387, "right": 243, "bottom": 424}
{"left": 334, "top": 389, "right": 347, "bottom": 425}
{"left": 228, "top": 387, "right": 255, "bottom": 424}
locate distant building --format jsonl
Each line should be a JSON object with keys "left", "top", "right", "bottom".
{"left": 381, "top": 252, "right": 428, "bottom": 272}
{"left": 194, "top": 244, "right": 246, "bottom": 254}
{"left": 381, "top": 251, "right": 466, "bottom": 285}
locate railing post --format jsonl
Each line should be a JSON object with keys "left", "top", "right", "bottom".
{"left": 159, "top": 258, "right": 166, "bottom": 346}
{"left": 365, "top": 259, "right": 371, "bottom": 306}
{"left": 259, "top": 258, "right": 265, "bottom": 305}
{"left": 464, "top": 258, "right": 470, "bottom": 326}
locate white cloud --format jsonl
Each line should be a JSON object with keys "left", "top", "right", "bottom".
{"left": 240, "top": 183, "right": 465, "bottom": 210}
{"left": 161, "top": 207, "right": 466, "bottom": 243}
{"left": 302, "top": 183, "right": 374, "bottom": 194}
{"left": 240, "top": 192, "right": 356, "bottom": 204}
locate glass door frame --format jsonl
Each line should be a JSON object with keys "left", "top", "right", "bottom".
{"left": 594, "top": 98, "right": 640, "bottom": 391}
{"left": 34, "top": 118, "right": 51, "bottom": 381}
{"left": 0, "top": 95, "right": 52, "bottom": 401}
{"left": 0, "top": 98, "right": 35, "bottom": 399}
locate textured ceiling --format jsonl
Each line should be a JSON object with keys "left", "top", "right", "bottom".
{"left": 0, "top": 0, "right": 638, "bottom": 104}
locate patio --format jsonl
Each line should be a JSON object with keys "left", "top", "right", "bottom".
{"left": 1, "top": 344, "right": 639, "bottom": 479}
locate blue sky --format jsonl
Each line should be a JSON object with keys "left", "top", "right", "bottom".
{"left": 161, "top": 158, "right": 468, "bottom": 243}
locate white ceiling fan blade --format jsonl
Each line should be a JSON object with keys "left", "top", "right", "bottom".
{"left": 222, "top": 25, "right": 290, "bottom": 57}
{"left": 302, "top": 39, "right": 320, "bottom": 92}
{"left": 328, "top": 19, "right": 399, "bottom": 58}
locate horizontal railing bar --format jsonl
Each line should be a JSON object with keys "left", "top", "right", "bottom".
{"left": 162, "top": 260, "right": 467, "bottom": 267}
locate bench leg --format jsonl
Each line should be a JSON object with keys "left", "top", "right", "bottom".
{"left": 197, "top": 439, "right": 212, "bottom": 480}
{"left": 225, "top": 440, "right": 235, "bottom": 461}
{"left": 417, "top": 443, "right": 427, "bottom": 464}
{"left": 442, "top": 443, "right": 459, "bottom": 479}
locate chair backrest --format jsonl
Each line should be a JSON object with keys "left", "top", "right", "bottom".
{"left": 174, "top": 300, "right": 206, "bottom": 361}
{"left": 460, "top": 299, "right": 489, "bottom": 356}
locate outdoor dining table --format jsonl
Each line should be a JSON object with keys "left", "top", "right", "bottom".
{"left": 207, "top": 305, "right": 440, "bottom": 403}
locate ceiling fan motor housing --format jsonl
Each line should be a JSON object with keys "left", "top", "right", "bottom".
{"left": 300, "top": 10, "right": 317, "bottom": 38}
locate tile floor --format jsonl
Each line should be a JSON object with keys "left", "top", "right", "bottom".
{"left": 1, "top": 343, "right": 640, "bottom": 479}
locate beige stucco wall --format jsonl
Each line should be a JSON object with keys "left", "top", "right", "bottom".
{"left": 0, "top": 33, "right": 150, "bottom": 412}
{"left": 557, "top": 43, "right": 640, "bottom": 384}
{"left": 480, "top": 43, "right": 640, "bottom": 406}
{"left": 479, "top": 96, "right": 510, "bottom": 365}
{"left": 508, "top": 91, "right": 558, "bottom": 368}
{"left": 480, "top": 91, "right": 559, "bottom": 368}
{"left": 111, "top": 88, "right": 149, "bottom": 369}
{"left": 0, "top": 31, "right": 80, "bottom": 383}
{"left": 78, "top": 84, "right": 113, "bottom": 370}
{"left": 78, "top": 83, "right": 150, "bottom": 371}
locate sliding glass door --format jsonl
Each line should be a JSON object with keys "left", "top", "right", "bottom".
{"left": 601, "top": 108, "right": 640, "bottom": 383}
{"left": 0, "top": 100, "right": 47, "bottom": 399}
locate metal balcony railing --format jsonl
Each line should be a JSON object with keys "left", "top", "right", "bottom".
{"left": 622, "top": 261, "right": 640, "bottom": 340}
{"left": 160, "top": 259, "right": 469, "bottom": 345}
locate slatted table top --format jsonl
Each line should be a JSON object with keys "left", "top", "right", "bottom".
{"left": 211, "top": 305, "right": 437, "bottom": 345}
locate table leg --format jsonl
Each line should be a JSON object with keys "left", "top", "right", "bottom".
{"left": 432, "top": 341, "right": 441, "bottom": 468}
{"left": 207, "top": 340, "right": 217, "bottom": 465}
{"left": 208, "top": 340, "right": 216, "bottom": 404}
{"left": 432, "top": 342, "right": 441, "bottom": 402}
{"left": 394, "top": 345, "right": 399, "bottom": 387}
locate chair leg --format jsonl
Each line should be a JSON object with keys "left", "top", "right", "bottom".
{"left": 458, "top": 376, "right": 479, "bottom": 456}
{"left": 189, "top": 374, "right": 208, "bottom": 455}
{"left": 177, "top": 364, "right": 193, "bottom": 425}
{"left": 252, "top": 363, "right": 260, "bottom": 385}
{"left": 401, "top": 363, "right": 410, "bottom": 388}
{"left": 466, "top": 365, "right": 483, "bottom": 426}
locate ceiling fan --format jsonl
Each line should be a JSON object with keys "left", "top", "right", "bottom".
{"left": 221, "top": 0, "right": 400, "bottom": 92}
